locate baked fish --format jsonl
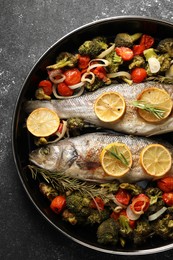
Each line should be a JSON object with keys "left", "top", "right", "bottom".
{"left": 24, "top": 82, "right": 173, "bottom": 137}
{"left": 29, "top": 132, "right": 173, "bottom": 183}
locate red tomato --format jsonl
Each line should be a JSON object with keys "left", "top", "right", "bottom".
{"left": 157, "top": 177, "right": 173, "bottom": 193}
{"left": 57, "top": 82, "right": 74, "bottom": 96}
{"left": 92, "top": 66, "right": 107, "bottom": 80}
{"left": 90, "top": 197, "right": 105, "bottom": 211}
{"left": 115, "top": 189, "right": 131, "bottom": 206}
{"left": 115, "top": 47, "right": 134, "bottom": 61}
{"left": 133, "top": 44, "right": 145, "bottom": 56}
{"left": 64, "top": 68, "right": 81, "bottom": 86}
{"left": 131, "top": 194, "right": 150, "bottom": 214}
{"left": 140, "top": 34, "right": 154, "bottom": 49}
{"left": 110, "top": 211, "right": 120, "bottom": 220}
{"left": 162, "top": 192, "right": 173, "bottom": 206}
{"left": 78, "top": 55, "right": 90, "bottom": 69}
{"left": 131, "top": 67, "right": 147, "bottom": 83}
{"left": 38, "top": 80, "right": 53, "bottom": 96}
{"left": 50, "top": 195, "right": 66, "bottom": 214}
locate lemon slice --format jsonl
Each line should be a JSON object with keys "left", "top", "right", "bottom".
{"left": 100, "top": 142, "right": 132, "bottom": 177}
{"left": 26, "top": 107, "right": 60, "bottom": 137}
{"left": 140, "top": 144, "right": 172, "bottom": 177}
{"left": 94, "top": 92, "right": 126, "bottom": 122}
{"left": 136, "top": 87, "right": 173, "bottom": 123}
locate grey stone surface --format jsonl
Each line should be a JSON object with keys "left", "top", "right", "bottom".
{"left": 1, "top": 0, "right": 173, "bottom": 259}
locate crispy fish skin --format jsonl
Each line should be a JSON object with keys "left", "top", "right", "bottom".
{"left": 29, "top": 132, "right": 173, "bottom": 183}
{"left": 24, "top": 82, "right": 173, "bottom": 137}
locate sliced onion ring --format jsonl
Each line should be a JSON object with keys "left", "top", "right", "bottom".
{"left": 68, "top": 81, "right": 85, "bottom": 90}
{"left": 97, "top": 44, "right": 115, "bottom": 59}
{"left": 52, "top": 84, "right": 84, "bottom": 99}
{"left": 148, "top": 207, "right": 167, "bottom": 221}
{"left": 107, "top": 71, "right": 131, "bottom": 79}
{"left": 49, "top": 69, "right": 66, "bottom": 84}
{"left": 126, "top": 205, "right": 141, "bottom": 221}
{"left": 81, "top": 72, "right": 95, "bottom": 84}
{"left": 87, "top": 58, "right": 110, "bottom": 72}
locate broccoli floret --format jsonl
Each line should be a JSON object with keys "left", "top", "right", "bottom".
{"left": 158, "top": 53, "right": 171, "bottom": 72}
{"left": 66, "top": 192, "right": 91, "bottom": 214}
{"left": 84, "top": 77, "right": 105, "bottom": 92}
{"left": 97, "top": 218, "right": 119, "bottom": 245}
{"left": 47, "top": 52, "right": 78, "bottom": 70}
{"left": 106, "top": 51, "right": 123, "bottom": 73}
{"left": 145, "top": 187, "right": 163, "bottom": 205}
{"left": 39, "top": 182, "right": 59, "bottom": 201}
{"left": 119, "top": 183, "right": 142, "bottom": 196}
{"left": 153, "top": 214, "right": 173, "bottom": 240}
{"left": 87, "top": 208, "right": 110, "bottom": 225}
{"left": 157, "top": 38, "right": 173, "bottom": 57}
{"left": 35, "top": 88, "right": 51, "bottom": 100}
{"left": 78, "top": 37, "right": 108, "bottom": 58}
{"left": 114, "top": 33, "right": 142, "bottom": 48}
{"left": 67, "top": 117, "right": 85, "bottom": 136}
{"left": 143, "top": 48, "right": 158, "bottom": 61}
{"left": 133, "top": 219, "right": 153, "bottom": 245}
{"left": 118, "top": 215, "right": 133, "bottom": 238}
{"left": 62, "top": 209, "right": 78, "bottom": 225}
{"left": 129, "top": 55, "right": 145, "bottom": 70}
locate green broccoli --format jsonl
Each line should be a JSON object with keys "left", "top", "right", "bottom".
{"left": 84, "top": 77, "right": 105, "bottom": 92}
{"left": 118, "top": 215, "right": 133, "bottom": 238}
{"left": 133, "top": 218, "right": 153, "bottom": 245}
{"left": 105, "top": 51, "right": 123, "bottom": 73}
{"left": 97, "top": 218, "right": 119, "bottom": 245}
{"left": 145, "top": 187, "right": 163, "bottom": 205}
{"left": 39, "top": 182, "right": 59, "bottom": 201}
{"left": 114, "top": 33, "right": 142, "bottom": 48}
{"left": 47, "top": 52, "right": 78, "bottom": 70}
{"left": 66, "top": 192, "right": 91, "bottom": 214}
{"left": 67, "top": 117, "right": 85, "bottom": 136}
{"left": 157, "top": 38, "right": 173, "bottom": 57}
{"left": 86, "top": 208, "right": 110, "bottom": 225}
{"left": 129, "top": 55, "right": 145, "bottom": 70}
{"left": 153, "top": 213, "right": 173, "bottom": 240}
{"left": 158, "top": 53, "right": 171, "bottom": 72}
{"left": 35, "top": 88, "right": 51, "bottom": 100}
{"left": 78, "top": 37, "right": 108, "bottom": 58}
{"left": 119, "top": 183, "right": 142, "bottom": 196}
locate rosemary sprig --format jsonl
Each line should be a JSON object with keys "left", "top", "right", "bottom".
{"left": 107, "top": 148, "right": 129, "bottom": 166}
{"left": 132, "top": 100, "right": 165, "bottom": 119}
{"left": 28, "top": 165, "right": 119, "bottom": 200}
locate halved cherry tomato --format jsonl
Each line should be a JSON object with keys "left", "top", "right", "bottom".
{"left": 131, "top": 67, "right": 147, "bottom": 83}
{"left": 115, "top": 47, "right": 134, "bottom": 61}
{"left": 133, "top": 44, "right": 145, "bottom": 56}
{"left": 139, "top": 34, "right": 154, "bottom": 49}
{"left": 92, "top": 66, "right": 107, "bottom": 81}
{"left": 131, "top": 194, "right": 150, "bottom": 214}
{"left": 57, "top": 82, "right": 74, "bottom": 96}
{"left": 162, "top": 192, "right": 173, "bottom": 206}
{"left": 157, "top": 177, "right": 173, "bottom": 193}
{"left": 38, "top": 80, "right": 53, "bottom": 96}
{"left": 78, "top": 55, "right": 90, "bottom": 69}
{"left": 64, "top": 68, "right": 81, "bottom": 86}
{"left": 115, "top": 189, "right": 131, "bottom": 206}
{"left": 89, "top": 197, "right": 105, "bottom": 211}
{"left": 50, "top": 195, "right": 66, "bottom": 214}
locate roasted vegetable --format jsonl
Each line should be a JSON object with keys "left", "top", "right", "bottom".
{"left": 47, "top": 52, "right": 78, "bottom": 70}
{"left": 153, "top": 213, "right": 173, "bottom": 240}
{"left": 35, "top": 88, "right": 51, "bottom": 100}
{"left": 97, "top": 218, "right": 119, "bottom": 245}
{"left": 106, "top": 51, "right": 123, "bottom": 73}
{"left": 78, "top": 37, "right": 108, "bottom": 58}
{"left": 119, "top": 182, "right": 143, "bottom": 196}
{"left": 114, "top": 33, "right": 142, "bottom": 48}
{"left": 133, "top": 218, "right": 153, "bottom": 245}
{"left": 129, "top": 55, "right": 145, "bottom": 70}
{"left": 118, "top": 215, "right": 133, "bottom": 238}
{"left": 87, "top": 208, "right": 110, "bottom": 225}
{"left": 158, "top": 53, "right": 171, "bottom": 72}
{"left": 84, "top": 77, "right": 105, "bottom": 92}
{"left": 67, "top": 117, "right": 85, "bottom": 136}
{"left": 39, "top": 182, "right": 59, "bottom": 201}
{"left": 66, "top": 192, "right": 91, "bottom": 214}
{"left": 157, "top": 38, "right": 173, "bottom": 57}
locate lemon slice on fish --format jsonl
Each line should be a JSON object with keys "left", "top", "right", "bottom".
{"left": 26, "top": 107, "right": 60, "bottom": 137}
{"left": 136, "top": 87, "right": 173, "bottom": 123}
{"left": 94, "top": 92, "right": 126, "bottom": 122}
{"left": 100, "top": 142, "right": 132, "bottom": 177}
{"left": 140, "top": 144, "right": 172, "bottom": 177}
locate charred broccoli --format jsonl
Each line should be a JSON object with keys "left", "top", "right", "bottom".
{"left": 119, "top": 183, "right": 143, "bottom": 196}
{"left": 97, "top": 218, "right": 119, "bottom": 245}
{"left": 106, "top": 51, "right": 123, "bottom": 73}
{"left": 145, "top": 187, "right": 163, "bottom": 205}
{"left": 114, "top": 33, "right": 142, "bottom": 48}
{"left": 47, "top": 52, "right": 78, "bottom": 70}
{"left": 39, "top": 182, "right": 59, "bottom": 201}
{"left": 133, "top": 219, "right": 153, "bottom": 245}
{"left": 118, "top": 215, "right": 133, "bottom": 238}
{"left": 66, "top": 192, "right": 91, "bottom": 214}
{"left": 129, "top": 55, "right": 145, "bottom": 70}
{"left": 153, "top": 213, "right": 173, "bottom": 240}
{"left": 157, "top": 38, "right": 173, "bottom": 57}
{"left": 78, "top": 37, "right": 108, "bottom": 58}
{"left": 67, "top": 117, "right": 85, "bottom": 136}
{"left": 158, "top": 53, "right": 171, "bottom": 72}
{"left": 86, "top": 208, "right": 110, "bottom": 225}
{"left": 84, "top": 77, "right": 105, "bottom": 92}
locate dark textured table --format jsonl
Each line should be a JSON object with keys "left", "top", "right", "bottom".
{"left": 1, "top": 0, "right": 173, "bottom": 259}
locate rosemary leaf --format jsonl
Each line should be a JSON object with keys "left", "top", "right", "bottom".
{"left": 106, "top": 148, "right": 129, "bottom": 166}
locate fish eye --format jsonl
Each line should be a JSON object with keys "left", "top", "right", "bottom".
{"left": 40, "top": 147, "right": 50, "bottom": 155}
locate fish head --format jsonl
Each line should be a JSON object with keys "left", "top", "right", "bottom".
{"left": 29, "top": 144, "right": 61, "bottom": 171}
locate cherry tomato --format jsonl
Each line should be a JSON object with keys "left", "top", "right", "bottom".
{"left": 162, "top": 192, "right": 173, "bottom": 206}
{"left": 131, "top": 194, "right": 150, "bottom": 214}
{"left": 50, "top": 195, "right": 66, "bottom": 214}
{"left": 78, "top": 55, "right": 90, "bottom": 69}
{"left": 38, "top": 80, "right": 53, "bottom": 96}
{"left": 131, "top": 67, "right": 147, "bottom": 83}
{"left": 110, "top": 211, "right": 120, "bottom": 220}
{"left": 64, "top": 68, "right": 81, "bottom": 86}
{"left": 115, "top": 47, "right": 134, "bottom": 61}
{"left": 57, "top": 82, "right": 74, "bottom": 96}
{"left": 133, "top": 44, "right": 145, "bottom": 56}
{"left": 92, "top": 66, "right": 107, "bottom": 80}
{"left": 140, "top": 34, "right": 154, "bottom": 49}
{"left": 157, "top": 177, "right": 173, "bottom": 193}
{"left": 115, "top": 189, "right": 131, "bottom": 206}
{"left": 89, "top": 197, "right": 105, "bottom": 211}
